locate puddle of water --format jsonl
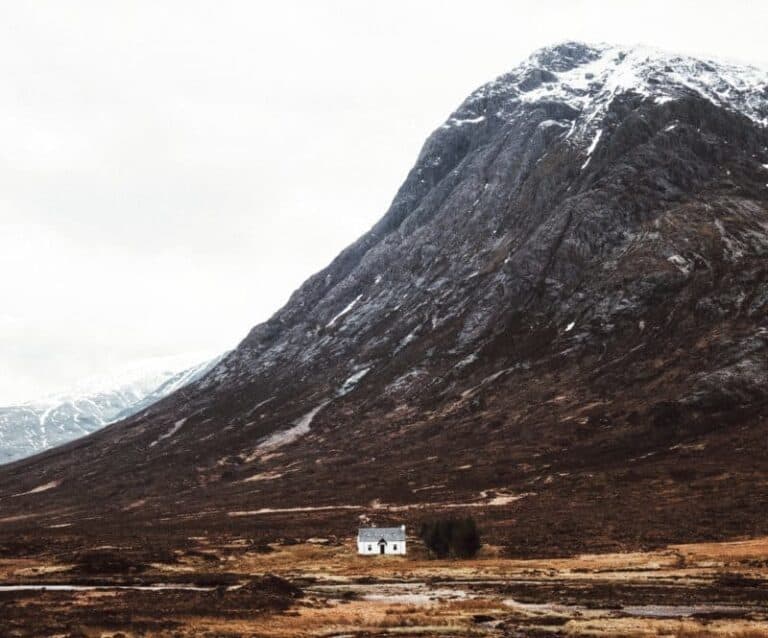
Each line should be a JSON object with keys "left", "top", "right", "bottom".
{"left": 504, "top": 597, "right": 583, "bottom": 615}
{"left": 504, "top": 598, "right": 753, "bottom": 619}
{"left": 308, "top": 582, "right": 474, "bottom": 606}
{"left": 0, "top": 584, "right": 213, "bottom": 592}
{"left": 297, "top": 581, "right": 756, "bottom": 620}
{"left": 361, "top": 587, "right": 471, "bottom": 605}
{"left": 621, "top": 604, "right": 750, "bottom": 618}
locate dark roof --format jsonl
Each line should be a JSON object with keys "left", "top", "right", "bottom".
{"left": 357, "top": 526, "right": 406, "bottom": 542}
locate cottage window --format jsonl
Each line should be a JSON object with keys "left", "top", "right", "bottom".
{"left": 367, "top": 545, "right": 372, "bottom": 551}
{"left": 393, "top": 544, "right": 398, "bottom": 550}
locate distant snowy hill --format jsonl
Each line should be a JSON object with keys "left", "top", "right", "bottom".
{"left": 0, "top": 354, "right": 223, "bottom": 464}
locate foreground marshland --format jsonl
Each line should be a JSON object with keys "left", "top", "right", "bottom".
{"left": 2, "top": 535, "right": 768, "bottom": 637}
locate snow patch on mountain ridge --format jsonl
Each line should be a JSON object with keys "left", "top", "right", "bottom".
{"left": 456, "top": 42, "right": 768, "bottom": 148}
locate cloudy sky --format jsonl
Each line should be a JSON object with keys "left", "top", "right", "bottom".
{"left": 1, "top": 1, "right": 766, "bottom": 403}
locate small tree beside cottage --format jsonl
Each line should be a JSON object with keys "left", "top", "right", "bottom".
{"left": 419, "top": 517, "right": 481, "bottom": 559}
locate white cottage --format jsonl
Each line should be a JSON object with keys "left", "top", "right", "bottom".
{"left": 357, "top": 525, "right": 407, "bottom": 555}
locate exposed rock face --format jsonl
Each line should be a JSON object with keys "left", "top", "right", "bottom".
{"left": 1, "top": 43, "right": 767, "bottom": 554}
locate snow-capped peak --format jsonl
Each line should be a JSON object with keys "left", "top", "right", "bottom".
{"left": 0, "top": 352, "right": 225, "bottom": 465}
{"left": 457, "top": 42, "right": 768, "bottom": 141}
{"left": 21, "top": 352, "right": 219, "bottom": 409}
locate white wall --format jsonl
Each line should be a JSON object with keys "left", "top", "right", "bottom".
{"left": 357, "top": 540, "right": 407, "bottom": 555}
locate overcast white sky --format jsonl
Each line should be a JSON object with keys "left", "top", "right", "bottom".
{"left": 1, "top": 1, "right": 766, "bottom": 403}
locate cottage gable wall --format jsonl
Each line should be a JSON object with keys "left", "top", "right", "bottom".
{"left": 356, "top": 525, "right": 407, "bottom": 555}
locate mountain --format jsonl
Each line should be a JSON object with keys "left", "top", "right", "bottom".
{"left": 0, "top": 355, "right": 223, "bottom": 465}
{"left": 1, "top": 42, "right": 766, "bottom": 555}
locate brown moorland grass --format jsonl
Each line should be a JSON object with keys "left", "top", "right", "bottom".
{"left": 3, "top": 536, "right": 768, "bottom": 636}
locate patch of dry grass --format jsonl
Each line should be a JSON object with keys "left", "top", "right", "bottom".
{"left": 438, "top": 597, "right": 506, "bottom": 613}
{"left": 565, "top": 618, "right": 768, "bottom": 638}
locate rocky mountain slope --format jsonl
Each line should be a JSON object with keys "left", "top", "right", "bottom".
{"left": 1, "top": 42, "right": 766, "bottom": 555}
{"left": 0, "top": 355, "right": 222, "bottom": 464}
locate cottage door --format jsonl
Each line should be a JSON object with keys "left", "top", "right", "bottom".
{"left": 379, "top": 540, "right": 386, "bottom": 555}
